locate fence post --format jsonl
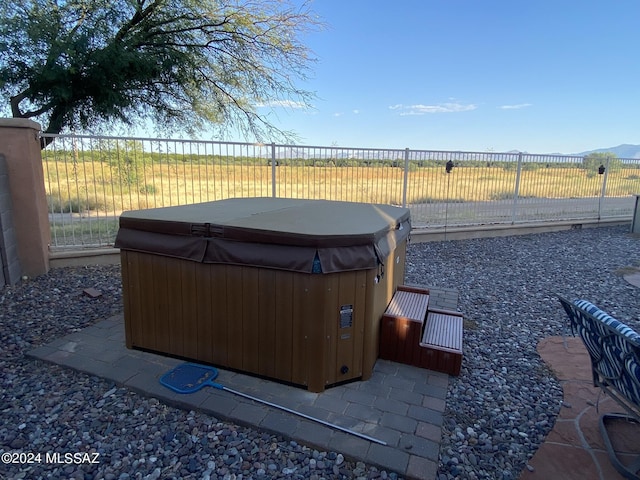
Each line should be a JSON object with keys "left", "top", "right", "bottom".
{"left": 511, "top": 152, "right": 523, "bottom": 224}
{"left": 598, "top": 156, "right": 611, "bottom": 220}
{"left": 271, "top": 142, "right": 277, "bottom": 198}
{"left": 402, "top": 148, "right": 410, "bottom": 208}
{"left": 0, "top": 118, "right": 50, "bottom": 278}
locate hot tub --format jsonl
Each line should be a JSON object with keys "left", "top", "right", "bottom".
{"left": 115, "top": 198, "right": 410, "bottom": 392}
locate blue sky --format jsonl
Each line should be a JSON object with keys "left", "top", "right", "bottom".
{"left": 247, "top": 0, "right": 640, "bottom": 154}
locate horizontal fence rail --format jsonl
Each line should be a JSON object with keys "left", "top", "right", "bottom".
{"left": 40, "top": 134, "right": 640, "bottom": 249}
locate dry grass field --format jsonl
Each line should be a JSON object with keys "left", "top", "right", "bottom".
{"left": 44, "top": 161, "right": 640, "bottom": 213}
{"left": 42, "top": 157, "right": 640, "bottom": 247}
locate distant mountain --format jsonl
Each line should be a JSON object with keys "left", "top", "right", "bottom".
{"left": 576, "top": 144, "right": 640, "bottom": 159}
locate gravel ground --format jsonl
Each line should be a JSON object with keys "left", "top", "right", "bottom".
{"left": 406, "top": 224, "right": 640, "bottom": 480}
{"left": 1, "top": 225, "right": 639, "bottom": 480}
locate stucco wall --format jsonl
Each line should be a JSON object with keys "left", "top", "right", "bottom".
{"left": 0, "top": 153, "right": 22, "bottom": 285}
{"left": 0, "top": 118, "right": 50, "bottom": 280}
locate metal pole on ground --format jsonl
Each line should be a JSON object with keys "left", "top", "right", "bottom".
{"left": 598, "top": 156, "right": 610, "bottom": 220}
{"left": 511, "top": 152, "right": 523, "bottom": 224}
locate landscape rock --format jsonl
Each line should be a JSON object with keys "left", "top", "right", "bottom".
{"left": 0, "top": 226, "right": 638, "bottom": 479}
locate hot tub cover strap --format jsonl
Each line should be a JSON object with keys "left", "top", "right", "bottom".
{"left": 115, "top": 228, "right": 409, "bottom": 273}
{"left": 115, "top": 199, "right": 411, "bottom": 273}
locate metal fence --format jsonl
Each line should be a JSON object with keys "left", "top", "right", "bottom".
{"left": 40, "top": 133, "right": 640, "bottom": 249}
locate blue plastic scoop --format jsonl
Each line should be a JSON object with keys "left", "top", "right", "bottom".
{"left": 159, "top": 362, "right": 386, "bottom": 445}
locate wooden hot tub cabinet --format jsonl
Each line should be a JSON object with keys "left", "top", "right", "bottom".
{"left": 115, "top": 198, "right": 410, "bottom": 392}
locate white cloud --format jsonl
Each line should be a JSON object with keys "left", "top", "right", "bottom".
{"left": 389, "top": 102, "right": 477, "bottom": 115}
{"left": 333, "top": 110, "right": 360, "bottom": 117}
{"left": 499, "top": 103, "right": 532, "bottom": 110}
{"left": 255, "top": 99, "right": 307, "bottom": 109}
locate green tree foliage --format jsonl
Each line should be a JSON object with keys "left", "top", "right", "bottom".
{"left": 582, "top": 152, "right": 622, "bottom": 173}
{"left": 0, "top": 0, "right": 320, "bottom": 145}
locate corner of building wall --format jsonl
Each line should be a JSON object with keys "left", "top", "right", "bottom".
{"left": 0, "top": 153, "right": 23, "bottom": 285}
{"left": 0, "top": 118, "right": 50, "bottom": 279}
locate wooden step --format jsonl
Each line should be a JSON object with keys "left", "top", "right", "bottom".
{"left": 379, "top": 286, "right": 464, "bottom": 376}
{"left": 418, "top": 309, "right": 463, "bottom": 376}
{"left": 379, "top": 286, "right": 430, "bottom": 364}
{"left": 383, "top": 286, "right": 430, "bottom": 322}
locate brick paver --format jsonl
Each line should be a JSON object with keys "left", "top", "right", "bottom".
{"left": 28, "top": 285, "right": 457, "bottom": 480}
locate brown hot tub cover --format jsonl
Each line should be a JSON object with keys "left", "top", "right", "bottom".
{"left": 115, "top": 198, "right": 411, "bottom": 273}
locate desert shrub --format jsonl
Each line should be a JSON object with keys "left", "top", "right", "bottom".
{"left": 522, "top": 163, "right": 541, "bottom": 171}
{"left": 47, "top": 193, "right": 103, "bottom": 213}
{"left": 489, "top": 191, "right": 515, "bottom": 201}
{"left": 140, "top": 184, "right": 157, "bottom": 195}
{"left": 412, "top": 196, "right": 465, "bottom": 204}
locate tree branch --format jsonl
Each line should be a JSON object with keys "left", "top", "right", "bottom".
{"left": 10, "top": 91, "right": 27, "bottom": 117}
{"left": 11, "top": 91, "right": 55, "bottom": 119}
{"left": 114, "top": 0, "right": 160, "bottom": 42}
